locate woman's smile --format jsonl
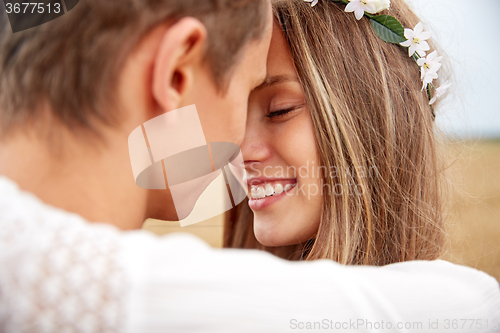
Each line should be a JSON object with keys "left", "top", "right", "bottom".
{"left": 247, "top": 178, "right": 298, "bottom": 210}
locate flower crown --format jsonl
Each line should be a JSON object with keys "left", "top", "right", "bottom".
{"left": 304, "top": 0, "right": 450, "bottom": 115}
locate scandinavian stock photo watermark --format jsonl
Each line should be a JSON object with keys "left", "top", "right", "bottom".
{"left": 289, "top": 318, "right": 499, "bottom": 331}
{"left": 247, "top": 161, "right": 380, "bottom": 200}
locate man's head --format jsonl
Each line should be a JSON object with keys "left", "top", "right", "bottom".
{"left": 0, "top": 0, "right": 271, "bottom": 137}
{"left": 0, "top": 0, "right": 272, "bottom": 227}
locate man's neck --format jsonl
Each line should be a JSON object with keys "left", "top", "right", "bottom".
{"left": 0, "top": 129, "right": 148, "bottom": 230}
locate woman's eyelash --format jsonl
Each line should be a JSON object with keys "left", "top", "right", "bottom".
{"left": 266, "top": 106, "right": 301, "bottom": 119}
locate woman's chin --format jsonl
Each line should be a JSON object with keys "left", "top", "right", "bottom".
{"left": 253, "top": 221, "right": 299, "bottom": 247}
{"left": 254, "top": 223, "right": 287, "bottom": 247}
{"left": 255, "top": 234, "right": 285, "bottom": 247}
{"left": 253, "top": 215, "right": 319, "bottom": 247}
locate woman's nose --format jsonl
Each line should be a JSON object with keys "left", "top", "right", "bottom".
{"left": 241, "top": 120, "right": 272, "bottom": 170}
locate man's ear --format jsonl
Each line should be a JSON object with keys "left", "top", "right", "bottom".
{"left": 152, "top": 17, "right": 207, "bottom": 112}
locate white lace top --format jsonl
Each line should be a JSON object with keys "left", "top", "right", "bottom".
{"left": 0, "top": 177, "right": 499, "bottom": 333}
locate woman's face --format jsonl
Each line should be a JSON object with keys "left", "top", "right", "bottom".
{"left": 242, "top": 25, "right": 323, "bottom": 247}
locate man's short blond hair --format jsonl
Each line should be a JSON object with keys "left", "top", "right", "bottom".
{"left": 0, "top": 0, "right": 267, "bottom": 135}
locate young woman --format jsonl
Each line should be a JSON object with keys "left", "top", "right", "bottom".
{"left": 225, "top": 0, "right": 448, "bottom": 264}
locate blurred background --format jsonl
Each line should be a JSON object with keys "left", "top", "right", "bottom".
{"left": 144, "top": 0, "right": 500, "bottom": 282}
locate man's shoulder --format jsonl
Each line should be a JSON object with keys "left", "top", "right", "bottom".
{"left": 0, "top": 175, "right": 127, "bottom": 275}
{"left": 0, "top": 176, "right": 120, "bottom": 248}
{"left": 0, "top": 176, "right": 130, "bottom": 331}
{"left": 0, "top": 175, "right": 211, "bottom": 262}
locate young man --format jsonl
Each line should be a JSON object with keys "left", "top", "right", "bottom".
{"left": 0, "top": 0, "right": 498, "bottom": 332}
{"left": 0, "top": 0, "right": 271, "bottom": 229}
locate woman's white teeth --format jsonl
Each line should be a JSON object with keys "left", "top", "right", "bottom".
{"left": 265, "top": 184, "right": 274, "bottom": 196}
{"left": 250, "top": 186, "right": 266, "bottom": 199}
{"left": 250, "top": 182, "right": 295, "bottom": 199}
{"left": 274, "top": 183, "right": 284, "bottom": 195}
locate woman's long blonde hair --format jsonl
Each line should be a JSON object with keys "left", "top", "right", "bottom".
{"left": 224, "top": 0, "right": 448, "bottom": 265}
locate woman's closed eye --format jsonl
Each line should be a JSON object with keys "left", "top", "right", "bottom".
{"left": 266, "top": 104, "right": 305, "bottom": 121}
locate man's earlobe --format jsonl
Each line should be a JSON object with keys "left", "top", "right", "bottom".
{"left": 152, "top": 17, "right": 207, "bottom": 113}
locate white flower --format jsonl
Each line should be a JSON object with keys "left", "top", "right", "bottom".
{"left": 345, "top": 0, "right": 376, "bottom": 20}
{"left": 372, "top": 0, "right": 391, "bottom": 13}
{"left": 400, "top": 22, "right": 432, "bottom": 57}
{"left": 417, "top": 51, "right": 443, "bottom": 90}
{"left": 429, "top": 81, "right": 452, "bottom": 105}
{"left": 304, "top": 0, "right": 319, "bottom": 7}
{"left": 345, "top": 0, "right": 390, "bottom": 19}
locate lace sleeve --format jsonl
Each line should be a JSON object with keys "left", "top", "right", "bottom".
{"left": 0, "top": 200, "right": 128, "bottom": 333}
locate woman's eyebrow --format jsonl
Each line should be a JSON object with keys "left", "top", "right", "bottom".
{"left": 254, "top": 74, "right": 299, "bottom": 91}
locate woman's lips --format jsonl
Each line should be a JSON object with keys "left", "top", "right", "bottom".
{"left": 247, "top": 179, "right": 297, "bottom": 211}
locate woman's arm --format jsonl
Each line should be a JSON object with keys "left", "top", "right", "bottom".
{"left": 121, "top": 232, "right": 500, "bottom": 333}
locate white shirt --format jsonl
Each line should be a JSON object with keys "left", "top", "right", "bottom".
{"left": 0, "top": 176, "right": 499, "bottom": 333}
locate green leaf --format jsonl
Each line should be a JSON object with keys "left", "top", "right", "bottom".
{"left": 370, "top": 15, "right": 406, "bottom": 44}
